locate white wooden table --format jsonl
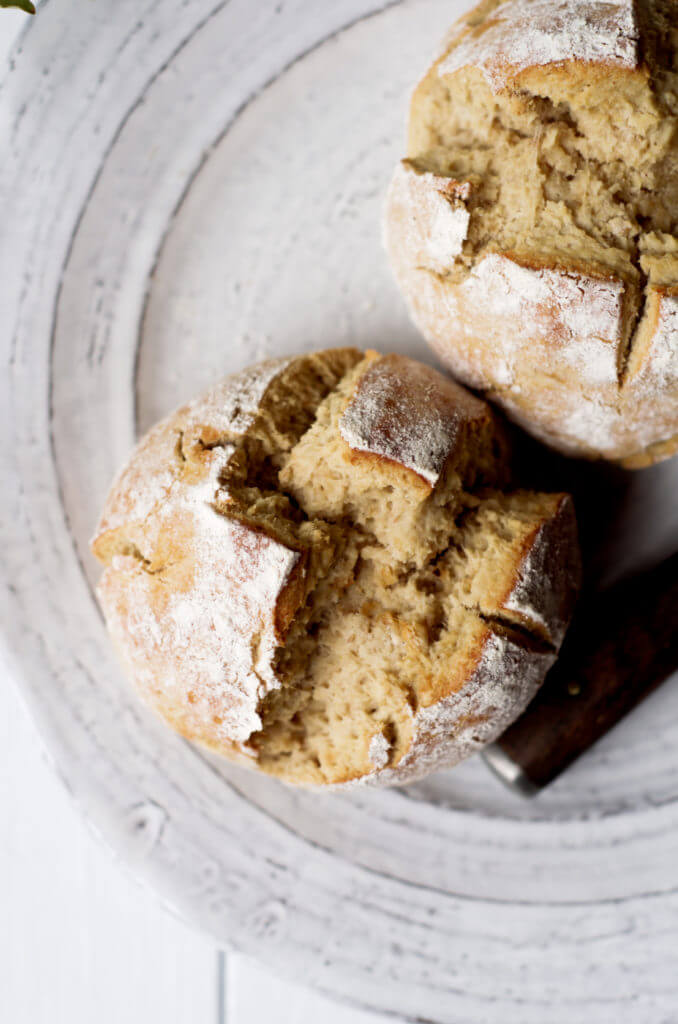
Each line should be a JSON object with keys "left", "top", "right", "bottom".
{"left": 1, "top": 657, "right": 393, "bottom": 1023}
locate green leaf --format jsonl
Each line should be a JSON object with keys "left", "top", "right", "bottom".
{"left": 0, "top": 0, "right": 36, "bottom": 12}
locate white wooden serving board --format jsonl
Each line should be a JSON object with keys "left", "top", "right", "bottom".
{"left": 2, "top": 1, "right": 678, "bottom": 1020}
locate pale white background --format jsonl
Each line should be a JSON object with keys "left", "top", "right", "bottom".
{"left": 0, "top": 10, "right": 390, "bottom": 1023}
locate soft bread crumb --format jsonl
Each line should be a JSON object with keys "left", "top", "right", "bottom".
{"left": 280, "top": 352, "right": 509, "bottom": 567}
{"left": 92, "top": 349, "right": 580, "bottom": 787}
{"left": 386, "top": 0, "right": 678, "bottom": 464}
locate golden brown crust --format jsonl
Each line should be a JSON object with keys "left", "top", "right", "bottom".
{"left": 93, "top": 349, "right": 580, "bottom": 787}
{"left": 386, "top": 0, "right": 678, "bottom": 465}
{"left": 339, "top": 351, "right": 500, "bottom": 488}
{"left": 386, "top": 162, "right": 678, "bottom": 464}
{"left": 92, "top": 352, "right": 358, "bottom": 747}
{"left": 449, "top": 492, "right": 581, "bottom": 647}
{"left": 439, "top": 0, "right": 642, "bottom": 83}
{"left": 363, "top": 623, "right": 556, "bottom": 787}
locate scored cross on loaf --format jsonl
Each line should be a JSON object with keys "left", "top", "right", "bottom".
{"left": 386, "top": 0, "right": 678, "bottom": 467}
{"left": 92, "top": 349, "right": 580, "bottom": 787}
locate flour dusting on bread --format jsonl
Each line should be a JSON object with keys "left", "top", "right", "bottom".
{"left": 93, "top": 350, "right": 580, "bottom": 787}
{"left": 339, "top": 352, "right": 491, "bottom": 486}
{"left": 386, "top": 0, "right": 678, "bottom": 464}
{"left": 439, "top": 0, "right": 640, "bottom": 91}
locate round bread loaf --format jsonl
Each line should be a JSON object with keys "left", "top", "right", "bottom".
{"left": 92, "top": 349, "right": 580, "bottom": 786}
{"left": 386, "top": 0, "right": 678, "bottom": 467}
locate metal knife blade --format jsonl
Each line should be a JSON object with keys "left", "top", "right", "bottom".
{"left": 483, "top": 551, "right": 678, "bottom": 793}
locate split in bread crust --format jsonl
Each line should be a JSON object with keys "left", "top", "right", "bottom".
{"left": 92, "top": 350, "right": 580, "bottom": 787}
{"left": 386, "top": 0, "right": 678, "bottom": 465}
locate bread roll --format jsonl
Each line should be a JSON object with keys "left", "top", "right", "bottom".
{"left": 92, "top": 349, "right": 580, "bottom": 786}
{"left": 385, "top": 0, "right": 678, "bottom": 467}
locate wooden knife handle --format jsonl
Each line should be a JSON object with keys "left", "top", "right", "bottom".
{"left": 493, "top": 552, "right": 678, "bottom": 790}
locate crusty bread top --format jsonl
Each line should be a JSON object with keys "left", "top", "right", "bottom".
{"left": 439, "top": 0, "right": 640, "bottom": 91}
{"left": 94, "top": 357, "right": 293, "bottom": 551}
{"left": 385, "top": 163, "right": 473, "bottom": 275}
{"left": 386, "top": 0, "right": 678, "bottom": 464}
{"left": 339, "top": 352, "right": 492, "bottom": 487}
{"left": 93, "top": 350, "right": 361, "bottom": 744}
{"left": 93, "top": 350, "right": 580, "bottom": 785}
{"left": 361, "top": 626, "right": 554, "bottom": 787}
{"left": 444, "top": 492, "right": 579, "bottom": 649}
{"left": 280, "top": 350, "right": 510, "bottom": 567}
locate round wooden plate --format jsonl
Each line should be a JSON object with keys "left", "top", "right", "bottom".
{"left": 2, "top": 1, "right": 678, "bottom": 1019}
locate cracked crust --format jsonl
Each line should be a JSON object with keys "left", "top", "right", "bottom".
{"left": 92, "top": 350, "right": 581, "bottom": 787}
{"left": 92, "top": 350, "right": 360, "bottom": 747}
{"left": 385, "top": 0, "right": 678, "bottom": 465}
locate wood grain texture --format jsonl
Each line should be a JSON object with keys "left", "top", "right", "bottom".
{"left": 1, "top": 1, "right": 678, "bottom": 1021}
{"left": 0, "top": 656, "right": 220, "bottom": 1024}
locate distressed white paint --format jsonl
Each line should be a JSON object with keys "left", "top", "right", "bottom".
{"left": 1, "top": 1, "right": 678, "bottom": 1021}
